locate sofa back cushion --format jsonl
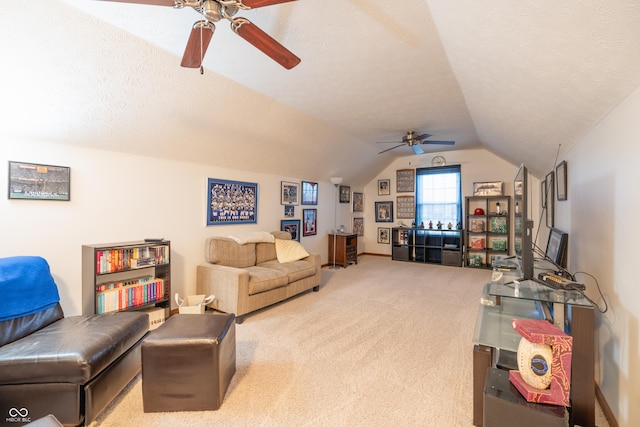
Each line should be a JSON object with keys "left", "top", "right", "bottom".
{"left": 204, "top": 237, "right": 256, "bottom": 268}
{"left": 256, "top": 231, "right": 292, "bottom": 264}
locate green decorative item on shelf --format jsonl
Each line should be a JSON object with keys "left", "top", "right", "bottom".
{"left": 468, "top": 255, "right": 483, "bottom": 267}
{"left": 490, "top": 217, "right": 508, "bottom": 234}
{"left": 492, "top": 239, "right": 507, "bottom": 251}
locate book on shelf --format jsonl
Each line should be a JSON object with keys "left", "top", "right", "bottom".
{"left": 492, "top": 239, "right": 507, "bottom": 251}
{"left": 96, "top": 276, "right": 165, "bottom": 314}
{"left": 95, "top": 244, "right": 169, "bottom": 274}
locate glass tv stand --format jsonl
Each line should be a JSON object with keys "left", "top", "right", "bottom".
{"left": 472, "top": 263, "right": 595, "bottom": 427}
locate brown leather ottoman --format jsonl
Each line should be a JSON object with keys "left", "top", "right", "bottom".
{"left": 142, "top": 313, "right": 236, "bottom": 412}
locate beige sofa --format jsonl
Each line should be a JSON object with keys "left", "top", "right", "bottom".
{"left": 196, "top": 231, "right": 321, "bottom": 323}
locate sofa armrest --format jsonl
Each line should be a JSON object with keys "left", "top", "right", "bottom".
{"left": 303, "top": 253, "right": 322, "bottom": 286}
{"left": 196, "top": 264, "right": 251, "bottom": 316}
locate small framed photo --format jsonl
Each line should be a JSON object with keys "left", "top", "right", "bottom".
{"left": 375, "top": 201, "right": 394, "bottom": 222}
{"left": 281, "top": 181, "right": 299, "bottom": 205}
{"left": 396, "top": 169, "right": 415, "bottom": 193}
{"left": 301, "top": 181, "right": 318, "bottom": 205}
{"left": 556, "top": 160, "right": 567, "bottom": 201}
{"left": 280, "top": 219, "right": 301, "bottom": 241}
{"left": 302, "top": 209, "right": 317, "bottom": 236}
{"left": 339, "top": 185, "right": 351, "bottom": 203}
{"left": 377, "top": 227, "right": 390, "bottom": 244}
{"left": 352, "top": 192, "right": 363, "bottom": 212}
{"left": 378, "top": 179, "right": 390, "bottom": 196}
{"left": 284, "top": 205, "right": 294, "bottom": 217}
{"left": 472, "top": 181, "right": 503, "bottom": 196}
{"left": 8, "top": 161, "right": 71, "bottom": 201}
{"left": 353, "top": 217, "right": 364, "bottom": 236}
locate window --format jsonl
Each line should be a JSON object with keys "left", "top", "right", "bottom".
{"left": 415, "top": 165, "right": 462, "bottom": 227}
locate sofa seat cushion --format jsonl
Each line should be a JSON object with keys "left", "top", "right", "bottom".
{"left": 0, "top": 312, "right": 148, "bottom": 385}
{"left": 246, "top": 266, "right": 289, "bottom": 295}
{"left": 257, "top": 259, "right": 317, "bottom": 283}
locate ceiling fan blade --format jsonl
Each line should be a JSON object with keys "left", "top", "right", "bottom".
{"left": 241, "top": 0, "right": 297, "bottom": 7}
{"left": 413, "top": 133, "right": 433, "bottom": 141}
{"left": 181, "top": 21, "right": 215, "bottom": 68}
{"left": 421, "top": 140, "right": 455, "bottom": 145}
{"left": 378, "top": 144, "right": 406, "bottom": 154}
{"left": 411, "top": 144, "right": 425, "bottom": 155}
{"left": 97, "top": 0, "right": 176, "bottom": 5}
{"left": 232, "top": 18, "right": 301, "bottom": 69}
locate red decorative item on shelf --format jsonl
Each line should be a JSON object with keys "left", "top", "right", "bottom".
{"left": 474, "top": 208, "right": 485, "bottom": 215}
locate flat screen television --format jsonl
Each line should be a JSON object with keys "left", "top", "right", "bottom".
{"left": 514, "top": 163, "right": 534, "bottom": 280}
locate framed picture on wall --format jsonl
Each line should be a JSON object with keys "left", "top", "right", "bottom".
{"left": 353, "top": 217, "right": 364, "bottom": 236}
{"left": 378, "top": 179, "right": 390, "bottom": 195}
{"left": 303, "top": 209, "right": 317, "bottom": 236}
{"left": 396, "top": 169, "right": 415, "bottom": 193}
{"left": 281, "top": 181, "right": 299, "bottom": 205}
{"left": 556, "top": 160, "right": 567, "bottom": 201}
{"left": 375, "top": 201, "right": 394, "bottom": 222}
{"left": 207, "top": 178, "right": 257, "bottom": 225}
{"left": 396, "top": 195, "right": 415, "bottom": 219}
{"left": 377, "top": 227, "right": 390, "bottom": 244}
{"left": 301, "top": 181, "right": 318, "bottom": 205}
{"left": 545, "top": 171, "right": 554, "bottom": 227}
{"left": 281, "top": 219, "right": 301, "bottom": 241}
{"left": 339, "top": 185, "right": 351, "bottom": 203}
{"left": 352, "top": 192, "right": 363, "bottom": 212}
{"left": 284, "top": 205, "right": 294, "bottom": 217}
{"left": 8, "top": 161, "right": 70, "bottom": 201}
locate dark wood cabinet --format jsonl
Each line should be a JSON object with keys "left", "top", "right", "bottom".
{"left": 328, "top": 233, "right": 358, "bottom": 268}
{"left": 391, "top": 227, "right": 463, "bottom": 266}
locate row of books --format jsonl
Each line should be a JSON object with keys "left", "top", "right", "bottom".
{"left": 96, "top": 276, "right": 165, "bottom": 314}
{"left": 95, "top": 245, "right": 169, "bottom": 274}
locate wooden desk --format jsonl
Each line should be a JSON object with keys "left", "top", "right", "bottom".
{"left": 328, "top": 233, "right": 357, "bottom": 268}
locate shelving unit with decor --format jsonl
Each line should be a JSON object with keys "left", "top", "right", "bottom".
{"left": 465, "top": 196, "right": 511, "bottom": 268}
{"left": 391, "top": 227, "right": 463, "bottom": 266}
{"left": 82, "top": 240, "right": 171, "bottom": 321}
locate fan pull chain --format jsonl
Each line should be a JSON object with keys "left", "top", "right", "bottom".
{"left": 199, "top": 22, "right": 205, "bottom": 75}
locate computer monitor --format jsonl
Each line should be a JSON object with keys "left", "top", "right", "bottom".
{"left": 514, "top": 164, "right": 534, "bottom": 280}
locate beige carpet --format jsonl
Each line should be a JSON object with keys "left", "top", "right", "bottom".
{"left": 90, "top": 256, "right": 609, "bottom": 427}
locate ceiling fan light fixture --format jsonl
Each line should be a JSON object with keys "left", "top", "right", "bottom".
{"left": 202, "top": 0, "right": 222, "bottom": 21}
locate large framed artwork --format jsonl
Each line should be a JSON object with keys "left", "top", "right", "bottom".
{"left": 281, "top": 181, "right": 299, "bottom": 205}
{"left": 303, "top": 209, "right": 317, "bottom": 236}
{"left": 207, "top": 178, "right": 258, "bottom": 225}
{"left": 301, "top": 181, "right": 318, "bottom": 205}
{"left": 396, "top": 169, "right": 415, "bottom": 193}
{"left": 8, "top": 161, "right": 70, "bottom": 201}
{"left": 396, "top": 195, "right": 415, "bottom": 219}
{"left": 281, "top": 219, "right": 301, "bottom": 241}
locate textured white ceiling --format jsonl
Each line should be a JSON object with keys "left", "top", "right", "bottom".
{"left": 2, "top": 0, "right": 640, "bottom": 184}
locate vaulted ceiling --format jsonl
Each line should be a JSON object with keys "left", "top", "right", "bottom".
{"left": 2, "top": 1, "right": 640, "bottom": 186}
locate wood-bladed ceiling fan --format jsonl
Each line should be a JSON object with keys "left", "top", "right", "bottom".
{"left": 377, "top": 131, "right": 455, "bottom": 155}
{"left": 99, "top": 0, "right": 301, "bottom": 70}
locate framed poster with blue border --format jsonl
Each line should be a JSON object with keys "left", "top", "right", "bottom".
{"left": 207, "top": 178, "right": 258, "bottom": 225}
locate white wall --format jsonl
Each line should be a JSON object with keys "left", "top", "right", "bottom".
{"left": 361, "top": 148, "right": 541, "bottom": 256}
{"left": 1, "top": 140, "right": 336, "bottom": 316}
{"left": 556, "top": 84, "right": 640, "bottom": 427}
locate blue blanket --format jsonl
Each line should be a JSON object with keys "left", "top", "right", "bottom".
{"left": 0, "top": 256, "right": 60, "bottom": 322}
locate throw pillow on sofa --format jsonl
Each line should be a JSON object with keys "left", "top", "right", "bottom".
{"left": 275, "top": 239, "right": 310, "bottom": 263}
